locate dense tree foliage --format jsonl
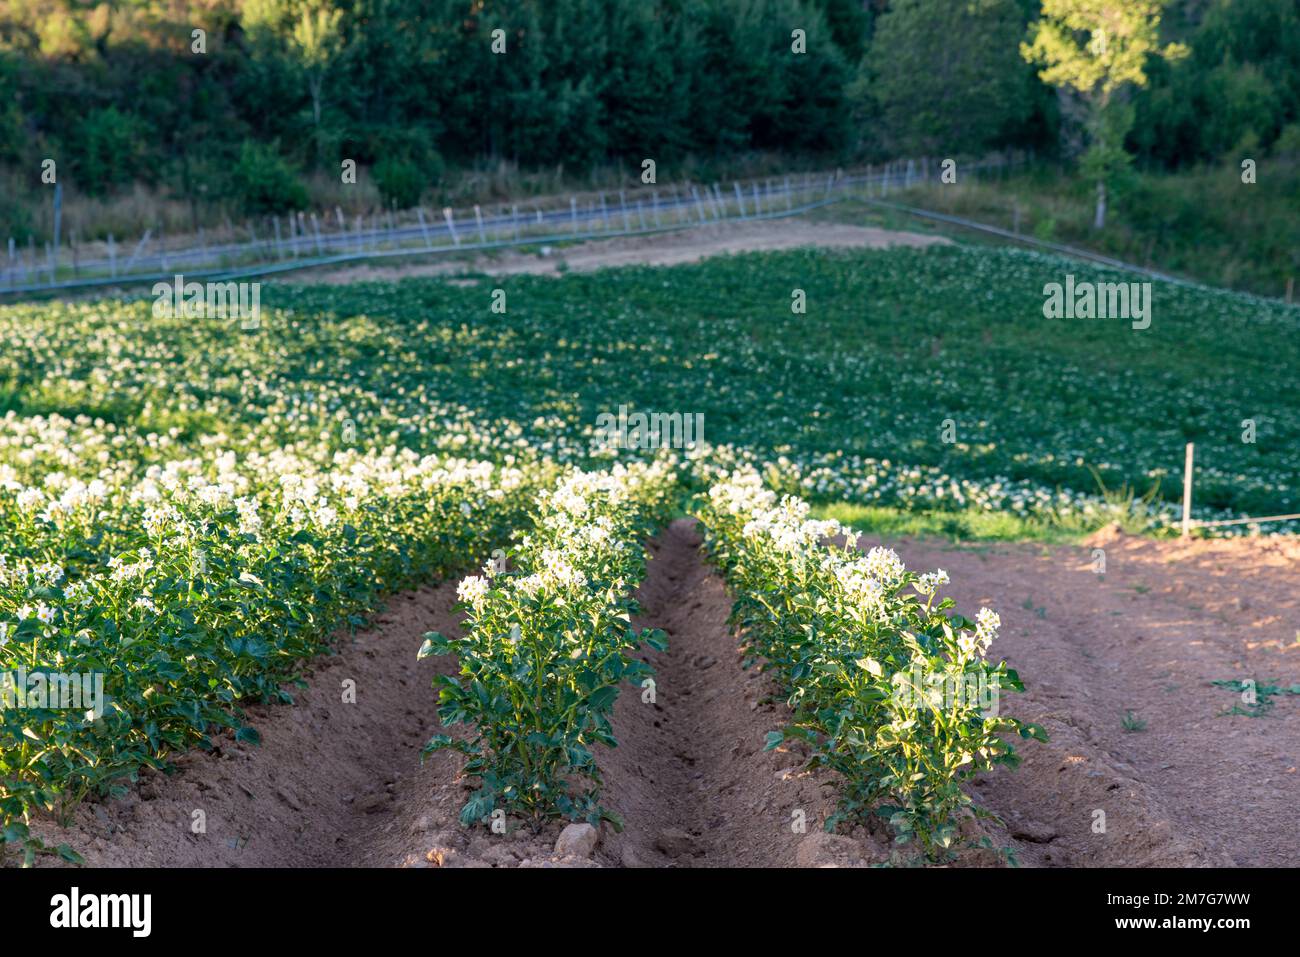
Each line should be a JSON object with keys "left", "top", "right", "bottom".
{"left": 0, "top": 0, "right": 1296, "bottom": 220}
{"left": 1131, "top": 0, "right": 1300, "bottom": 166}
{"left": 855, "top": 0, "right": 1036, "bottom": 156}
{"left": 0, "top": 0, "right": 850, "bottom": 202}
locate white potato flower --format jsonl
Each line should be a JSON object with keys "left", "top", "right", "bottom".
{"left": 456, "top": 575, "right": 490, "bottom": 610}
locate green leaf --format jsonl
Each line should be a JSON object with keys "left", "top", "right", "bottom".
{"left": 587, "top": 685, "right": 619, "bottom": 711}
{"left": 1020, "top": 723, "right": 1049, "bottom": 743}
{"left": 855, "top": 657, "right": 883, "bottom": 677}
{"left": 234, "top": 726, "right": 262, "bottom": 746}
{"left": 763, "top": 730, "right": 785, "bottom": 751}
{"left": 56, "top": 844, "right": 85, "bottom": 865}
{"left": 2, "top": 822, "right": 30, "bottom": 844}
{"left": 422, "top": 734, "right": 455, "bottom": 756}
{"left": 417, "top": 632, "right": 450, "bottom": 659}
{"left": 460, "top": 790, "right": 495, "bottom": 827}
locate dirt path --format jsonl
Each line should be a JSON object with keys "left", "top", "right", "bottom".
{"left": 289, "top": 219, "right": 948, "bottom": 286}
{"left": 29, "top": 522, "right": 1299, "bottom": 868}
{"left": 596, "top": 519, "right": 875, "bottom": 867}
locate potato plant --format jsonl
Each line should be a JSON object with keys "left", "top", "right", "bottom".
{"left": 0, "top": 441, "right": 543, "bottom": 865}
{"left": 695, "top": 469, "right": 1046, "bottom": 858}
{"left": 420, "top": 459, "right": 678, "bottom": 828}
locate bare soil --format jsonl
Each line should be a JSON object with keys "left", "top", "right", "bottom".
{"left": 29, "top": 522, "right": 1298, "bottom": 868}
{"left": 892, "top": 526, "right": 1300, "bottom": 869}
{"left": 289, "top": 219, "right": 949, "bottom": 286}
{"left": 594, "top": 519, "right": 892, "bottom": 868}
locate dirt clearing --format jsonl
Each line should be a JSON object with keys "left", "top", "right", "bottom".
{"left": 31, "top": 523, "right": 1298, "bottom": 868}
{"left": 288, "top": 219, "right": 949, "bottom": 286}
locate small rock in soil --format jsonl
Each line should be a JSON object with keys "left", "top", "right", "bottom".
{"left": 481, "top": 844, "right": 520, "bottom": 867}
{"left": 795, "top": 832, "right": 867, "bottom": 868}
{"left": 427, "top": 846, "right": 485, "bottom": 868}
{"left": 555, "top": 822, "right": 599, "bottom": 858}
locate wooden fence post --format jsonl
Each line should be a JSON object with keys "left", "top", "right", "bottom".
{"left": 416, "top": 208, "right": 432, "bottom": 248}
{"left": 1181, "top": 443, "right": 1195, "bottom": 538}
{"left": 51, "top": 182, "right": 62, "bottom": 281}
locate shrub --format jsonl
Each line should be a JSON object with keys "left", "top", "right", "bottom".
{"left": 227, "top": 141, "right": 309, "bottom": 217}
{"left": 420, "top": 460, "right": 678, "bottom": 828}
{"left": 373, "top": 156, "right": 426, "bottom": 210}
{"left": 75, "top": 107, "right": 148, "bottom": 196}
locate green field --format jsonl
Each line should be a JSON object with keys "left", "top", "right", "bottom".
{"left": 279, "top": 244, "right": 1297, "bottom": 526}
{"left": 5, "top": 243, "right": 1297, "bottom": 526}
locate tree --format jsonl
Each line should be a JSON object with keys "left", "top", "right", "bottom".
{"left": 808, "top": 0, "right": 871, "bottom": 62}
{"left": 245, "top": 0, "right": 343, "bottom": 166}
{"left": 860, "top": 0, "right": 1032, "bottom": 157}
{"left": 1022, "top": 0, "right": 1187, "bottom": 229}
{"left": 1131, "top": 0, "right": 1300, "bottom": 167}
{"left": 290, "top": 0, "right": 343, "bottom": 165}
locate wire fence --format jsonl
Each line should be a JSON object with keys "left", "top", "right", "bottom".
{"left": 1178, "top": 442, "right": 1300, "bottom": 535}
{"left": 17, "top": 152, "right": 1269, "bottom": 301}
{"left": 858, "top": 197, "right": 1194, "bottom": 289}
{"left": 1, "top": 155, "right": 1030, "bottom": 295}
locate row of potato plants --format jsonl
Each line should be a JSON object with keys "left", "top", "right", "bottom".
{"left": 419, "top": 457, "right": 679, "bottom": 829}
{"left": 694, "top": 469, "right": 1047, "bottom": 858}
{"left": 0, "top": 439, "right": 548, "bottom": 865}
